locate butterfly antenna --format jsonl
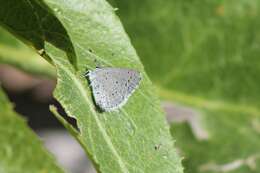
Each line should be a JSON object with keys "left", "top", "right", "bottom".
{"left": 79, "top": 71, "right": 88, "bottom": 79}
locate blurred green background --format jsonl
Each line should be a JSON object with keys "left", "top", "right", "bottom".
{"left": 0, "top": 0, "right": 260, "bottom": 173}
{"left": 109, "top": 1, "right": 260, "bottom": 173}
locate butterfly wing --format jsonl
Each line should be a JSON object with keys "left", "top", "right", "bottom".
{"left": 88, "top": 67, "right": 141, "bottom": 111}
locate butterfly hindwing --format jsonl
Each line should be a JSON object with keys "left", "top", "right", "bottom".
{"left": 88, "top": 67, "right": 141, "bottom": 111}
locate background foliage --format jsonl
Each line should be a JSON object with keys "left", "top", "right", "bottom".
{"left": 0, "top": 0, "right": 260, "bottom": 173}
{"left": 0, "top": 88, "right": 64, "bottom": 173}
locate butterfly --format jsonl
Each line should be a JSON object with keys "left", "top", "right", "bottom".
{"left": 85, "top": 67, "right": 142, "bottom": 112}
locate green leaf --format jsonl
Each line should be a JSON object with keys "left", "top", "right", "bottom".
{"left": 0, "top": 27, "right": 56, "bottom": 78}
{"left": 0, "top": 0, "right": 76, "bottom": 67}
{"left": 0, "top": 0, "right": 183, "bottom": 173}
{"left": 110, "top": 0, "right": 260, "bottom": 173}
{"left": 0, "top": 88, "right": 64, "bottom": 173}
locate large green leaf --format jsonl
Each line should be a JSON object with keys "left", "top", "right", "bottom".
{"left": 0, "top": 88, "right": 64, "bottom": 173}
{"left": 110, "top": 0, "right": 260, "bottom": 173}
{"left": 0, "top": 0, "right": 183, "bottom": 173}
